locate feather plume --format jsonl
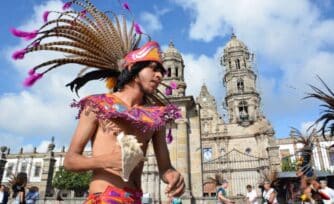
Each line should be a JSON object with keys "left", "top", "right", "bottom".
{"left": 305, "top": 76, "right": 334, "bottom": 139}
{"left": 66, "top": 69, "right": 120, "bottom": 95}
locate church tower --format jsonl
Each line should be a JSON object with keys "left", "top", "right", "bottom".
{"left": 221, "top": 34, "right": 261, "bottom": 126}
{"left": 162, "top": 41, "right": 187, "bottom": 97}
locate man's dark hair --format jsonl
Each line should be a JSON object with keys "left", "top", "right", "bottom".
{"left": 246, "top": 184, "right": 252, "bottom": 189}
{"left": 114, "top": 61, "right": 165, "bottom": 92}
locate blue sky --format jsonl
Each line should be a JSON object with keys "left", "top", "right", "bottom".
{"left": 1, "top": 0, "right": 334, "bottom": 152}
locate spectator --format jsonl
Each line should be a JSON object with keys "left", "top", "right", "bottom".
{"left": 319, "top": 180, "right": 334, "bottom": 204}
{"left": 25, "top": 186, "right": 39, "bottom": 204}
{"left": 245, "top": 185, "right": 258, "bottom": 204}
{"left": 217, "top": 180, "right": 234, "bottom": 204}
{"left": 262, "top": 180, "right": 278, "bottom": 204}
{"left": 0, "top": 184, "right": 9, "bottom": 204}
{"left": 10, "top": 172, "right": 27, "bottom": 204}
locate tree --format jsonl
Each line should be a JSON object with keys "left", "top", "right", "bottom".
{"left": 52, "top": 167, "right": 92, "bottom": 196}
{"left": 281, "top": 156, "right": 296, "bottom": 171}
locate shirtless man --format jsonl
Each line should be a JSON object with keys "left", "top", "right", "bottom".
{"left": 64, "top": 44, "right": 185, "bottom": 203}
{"left": 11, "top": 1, "right": 184, "bottom": 202}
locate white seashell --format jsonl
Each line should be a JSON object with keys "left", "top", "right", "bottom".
{"left": 117, "top": 132, "right": 146, "bottom": 182}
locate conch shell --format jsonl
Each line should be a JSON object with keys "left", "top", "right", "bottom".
{"left": 117, "top": 132, "right": 146, "bottom": 182}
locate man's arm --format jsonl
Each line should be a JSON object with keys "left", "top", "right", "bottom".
{"left": 152, "top": 127, "right": 185, "bottom": 198}
{"left": 64, "top": 107, "right": 120, "bottom": 172}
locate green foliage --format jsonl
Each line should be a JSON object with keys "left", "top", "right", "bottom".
{"left": 52, "top": 167, "right": 92, "bottom": 191}
{"left": 281, "top": 156, "right": 296, "bottom": 171}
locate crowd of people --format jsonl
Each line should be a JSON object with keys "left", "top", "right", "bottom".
{"left": 215, "top": 178, "right": 334, "bottom": 204}
{"left": 0, "top": 172, "right": 39, "bottom": 204}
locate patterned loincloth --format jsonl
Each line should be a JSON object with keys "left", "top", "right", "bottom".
{"left": 84, "top": 186, "right": 142, "bottom": 204}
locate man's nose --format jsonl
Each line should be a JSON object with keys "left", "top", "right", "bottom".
{"left": 155, "top": 72, "right": 163, "bottom": 80}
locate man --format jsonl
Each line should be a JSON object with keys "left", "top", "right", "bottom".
{"left": 319, "top": 180, "right": 334, "bottom": 204}
{"left": 217, "top": 180, "right": 234, "bottom": 204}
{"left": 245, "top": 185, "right": 258, "bottom": 204}
{"left": 65, "top": 45, "right": 185, "bottom": 203}
{"left": 0, "top": 185, "right": 9, "bottom": 204}
{"left": 11, "top": 1, "right": 185, "bottom": 203}
{"left": 25, "top": 186, "right": 39, "bottom": 204}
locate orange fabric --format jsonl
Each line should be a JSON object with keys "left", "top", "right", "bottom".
{"left": 124, "top": 41, "right": 162, "bottom": 67}
{"left": 84, "top": 186, "right": 142, "bottom": 204}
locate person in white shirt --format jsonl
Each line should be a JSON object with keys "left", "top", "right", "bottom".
{"left": 245, "top": 185, "right": 258, "bottom": 204}
{"left": 0, "top": 185, "right": 4, "bottom": 204}
{"left": 319, "top": 180, "right": 334, "bottom": 204}
{"left": 262, "top": 180, "right": 278, "bottom": 204}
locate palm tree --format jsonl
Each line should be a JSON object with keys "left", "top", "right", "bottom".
{"left": 305, "top": 76, "right": 334, "bottom": 139}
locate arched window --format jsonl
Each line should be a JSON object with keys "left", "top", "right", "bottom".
{"left": 329, "top": 146, "right": 334, "bottom": 165}
{"left": 238, "top": 101, "right": 249, "bottom": 121}
{"left": 167, "top": 67, "right": 171, "bottom": 77}
{"left": 237, "top": 78, "right": 244, "bottom": 92}
{"left": 203, "top": 148, "right": 212, "bottom": 161}
{"left": 220, "top": 148, "right": 225, "bottom": 155}
{"left": 203, "top": 122, "right": 209, "bottom": 133}
{"left": 175, "top": 67, "right": 179, "bottom": 77}
{"left": 229, "top": 60, "right": 232, "bottom": 69}
{"left": 245, "top": 148, "right": 251, "bottom": 154}
{"left": 236, "top": 59, "right": 241, "bottom": 69}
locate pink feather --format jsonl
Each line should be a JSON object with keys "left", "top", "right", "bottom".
{"left": 43, "top": 11, "right": 50, "bottom": 23}
{"left": 134, "top": 22, "right": 143, "bottom": 34}
{"left": 166, "top": 128, "right": 173, "bottom": 144}
{"left": 28, "top": 68, "right": 35, "bottom": 75}
{"left": 165, "top": 87, "right": 172, "bottom": 96}
{"left": 10, "top": 28, "right": 38, "bottom": 40}
{"left": 23, "top": 73, "right": 43, "bottom": 87}
{"left": 12, "top": 49, "right": 26, "bottom": 60}
{"left": 62, "top": 2, "right": 72, "bottom": 10}
{"left": 170, "top": 81, "right": 178, "bottom": 89}
{"left": 122, "top": 2, "right": 130, "bottom": 11}
{"left": 80, "top": 10, "right": 87, "bottom": 18}
{"left": 32, "top": 41, "right": 40, "bottom": 47}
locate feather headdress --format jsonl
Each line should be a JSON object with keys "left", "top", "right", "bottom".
{"left": 11, "top": 0, "right": 171, "bottom": 105}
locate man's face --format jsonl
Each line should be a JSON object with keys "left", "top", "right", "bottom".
{"left": 264, "top": 182, "right": 271, "bottom": 190}
{"left": 222, "top": 182, "right": 228, "bottom": 188}
{"left": 320, "top": 182, "right": 327, "bottom": 189}
{"left": 247, "top": 187, "right": 252, "bottom": 192}
{"left": 136, "top": 62, "right": 164, "bottom": 94}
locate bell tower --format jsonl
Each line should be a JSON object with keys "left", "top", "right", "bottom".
{"left": 162, "top": 41, "right": 187, "bottom": 97}
{"left": 221, "top": 34, "right": 261, "bottom": 126}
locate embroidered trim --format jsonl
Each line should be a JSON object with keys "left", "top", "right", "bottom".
{"left": 70, "top": 94, "right": 181, "bottom": 133}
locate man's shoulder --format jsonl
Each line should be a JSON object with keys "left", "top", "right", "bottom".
{"left": 217, "top": 187, "right": 225, "bottom": 193}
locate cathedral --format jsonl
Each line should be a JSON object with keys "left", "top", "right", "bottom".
{"left": 6, "top": 34, "right": 333, "bottom": 203}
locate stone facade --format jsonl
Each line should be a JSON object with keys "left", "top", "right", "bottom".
{"left": 197, "top": 34, "right": 279, "bottom": 199}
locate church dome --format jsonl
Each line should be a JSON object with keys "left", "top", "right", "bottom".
{"left": 163, "top": 41, "right": 182, "bottom": 59}
{"left": 224, "top": 33, "right": 247, "bottom": 50}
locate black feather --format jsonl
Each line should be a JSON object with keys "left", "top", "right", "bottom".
{"left": 66, "top": 69, "right": 120, "bottom": 96}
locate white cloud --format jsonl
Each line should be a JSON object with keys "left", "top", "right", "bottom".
{"left": 140, "top": 12, "right": 163, "bottom": 33}
{"left": 0, "top": 0, "right": 106, "bottom": 151}
{"left": 182, "top": 49, "right": 224, "bottom": 103}
{"left": 171, "top": 0, "right": 334, "bottom": 137}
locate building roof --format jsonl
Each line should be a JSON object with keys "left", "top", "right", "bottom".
{"left": 224, "top": 33, "right": 247, "bottom": 50}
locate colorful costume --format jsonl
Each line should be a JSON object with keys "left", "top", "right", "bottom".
{"left": 11, "top": 0, "right": 181, "bottom": 203}
{"left": 72, "top": 94, "right": 181, "bottom": 133}
{"left": 85, "top": 186, "right": 142, "bottom": 204}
